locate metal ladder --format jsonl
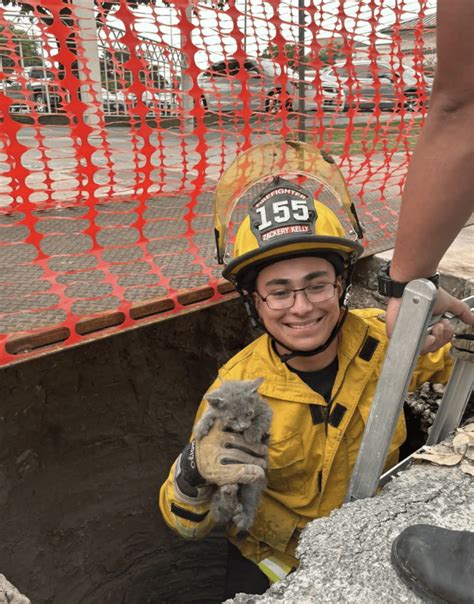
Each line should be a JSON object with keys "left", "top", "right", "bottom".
{"left": 346, "top": 279, "right": 474, "bottom": 502}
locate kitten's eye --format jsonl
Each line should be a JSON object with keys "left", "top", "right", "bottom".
{"left": 246, "top": 410, "right": 254, "bottom": 417}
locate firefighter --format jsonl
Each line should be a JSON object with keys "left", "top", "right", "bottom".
{"left": 159, "top": 144, "right": 454, "bottom": 598}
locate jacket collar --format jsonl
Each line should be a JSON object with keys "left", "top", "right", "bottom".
{"left": 248, "top": 312, "right": 373, "bottom": 404}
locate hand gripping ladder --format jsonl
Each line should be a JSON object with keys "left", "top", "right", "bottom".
{"left": 346, "top": 279, "right": 474, "bottom": 502}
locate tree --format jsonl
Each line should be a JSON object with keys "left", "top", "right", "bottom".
{"left": 0, "top": 23, "right": 42, "bottom": 71}
{"left": 261, "top": 40, "right": 345, "bottom": 69}
{"left": 260, "top": 43, "right": 311, "bottom": 70}
{"left": 318, "top": 41, "right": 345, "bottom": 66}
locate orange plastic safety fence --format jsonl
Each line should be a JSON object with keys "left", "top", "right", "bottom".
{"left": 0, "top": 0, "right": 435, "bottom": 366}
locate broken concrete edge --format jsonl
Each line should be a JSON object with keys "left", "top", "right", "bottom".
{"left": 228, "top": 424, "right": 474, "bottom": 603}
{"left": 0, "top": 574, "right": 31, "bottom": 604}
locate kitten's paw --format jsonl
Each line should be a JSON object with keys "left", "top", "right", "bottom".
{"left": 233, "top": 509, "right": 252, "bottom": 532}
{"left": 212, "top": 504, "right": 232, "bottom": 523}
{"left": 232, "top": 502, "right": 243, "bottom": 516}
{"left": 221, "top": 484, "right": 238, "bottom": 497}
{"left": 242, "top": 428, "right": 261, "bottom": 445}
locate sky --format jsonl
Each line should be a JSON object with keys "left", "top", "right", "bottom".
{"left": 2, "top": 0, "right": 437, "bottom": 70}
{"left": 115, "top": 0, "right": 437, "bottom": 67}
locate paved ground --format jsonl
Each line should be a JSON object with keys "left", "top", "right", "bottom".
{"left": 0, "top": 123, "right": 411, "bottom": 355}
{"left": 378, "top": 224, "right": 474, "bottom": 280}
{"left": 0, "top": 118, "right": 470, "bottom": 363}
{"left": 0, "top": 114, "right": 411, "bottom": 208}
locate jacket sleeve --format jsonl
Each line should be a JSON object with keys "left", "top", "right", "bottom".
{"left": 159, "top": 378, "right": 224, "bottom": 540}
{"left": 409, "top": 343, "right": 453, "bottom": 391}
{"left": 159, "top": 458, "right": 216, "bottom": 540}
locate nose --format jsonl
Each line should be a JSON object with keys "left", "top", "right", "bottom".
{"left": 290, "top": 289, "right": 313, "bottom": 314}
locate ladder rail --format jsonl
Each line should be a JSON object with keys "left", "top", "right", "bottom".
{"left": 425, "top": 294, "right": 474, "bottom": 445}
{"left": 346, "top": 279, "right": 438, "bottom": 502}
{"left": 347, "top": 283, "right": 474, "bottom": 503}
{"left": 426, "top": 355, "right": 474, "bottom": 445}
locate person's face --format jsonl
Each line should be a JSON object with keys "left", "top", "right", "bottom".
{"left": 253, "top": 256, "right": 343, "bottom": 353}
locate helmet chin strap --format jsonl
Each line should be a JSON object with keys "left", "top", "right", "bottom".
{"left": 239, "top": 289, "right": 349, "bottom": 364}
{"left": 237, "top": 260, "right": 355, "bottom": 364}
{"left": 269, "top": 308, "right": 348, "bottom": 363}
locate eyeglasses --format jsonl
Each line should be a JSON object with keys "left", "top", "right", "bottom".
{"left": 256, "top": 283, "right": 338, "bottom": 310}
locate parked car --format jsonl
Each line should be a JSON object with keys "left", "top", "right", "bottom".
{"left": 197, "top": 58, "right": 293, "bottom": 114}
{"left": 141, "top": 88, "right": 177, "bottom": 117}
{"left": 289, "top": 68, "right": 346, "bottom": 112}
{"left": 101, "top": 87, "right": 127, "bottom": 114}
{"left": 321, "top": 61, "right": 432, "bottom": 112}
{"left": 2, "top": 67, "right": 62, "bottom": 113}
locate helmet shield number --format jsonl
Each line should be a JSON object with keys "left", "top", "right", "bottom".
{"left": 213, "top": 139, "right": 364, "bottom": 264}
{"left": 249, "top": 181, "right": 317, "bottom": 245}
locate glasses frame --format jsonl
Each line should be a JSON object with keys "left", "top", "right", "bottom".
{"left": 256, "top": 282, "right": 338, "bottom": 310}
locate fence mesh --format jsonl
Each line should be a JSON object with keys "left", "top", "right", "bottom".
{"left": 0, "top": 0, "right": 435, "bottom": 366}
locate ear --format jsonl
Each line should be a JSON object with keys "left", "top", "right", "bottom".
{"left": 336, "top": 276, "right": 343, "bottom": 299}
{"left": 253, "top": 291, "right": 262, "bottom": 313}
{"left": 206, "top": 393, "right": 224, "bottom": 408}
{"left": 250, "top": 377, "right": 264, "bottom": 392}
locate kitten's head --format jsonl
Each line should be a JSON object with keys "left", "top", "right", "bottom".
{"left": 205, "top": 378, "right": 264, "bottom": 432}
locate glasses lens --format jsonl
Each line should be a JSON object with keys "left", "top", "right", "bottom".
{"left": 264, "top": 283, "right": 336, "bottom": 310}
{"left": 266, "top": 291, "right": 294, "bottom": 310}
{"left": 305, "top": 283, "right": 336, "bottom": 303}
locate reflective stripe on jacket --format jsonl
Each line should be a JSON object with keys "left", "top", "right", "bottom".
{"left": 159, "top": 308, "right": 452, "bottom": 572}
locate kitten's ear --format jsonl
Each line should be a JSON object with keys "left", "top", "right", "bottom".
{"left": 250, "top": 377, "right": 264, "bottom": 392}
{"left": 206, "top": 392, "right": 224, "bottom": 408}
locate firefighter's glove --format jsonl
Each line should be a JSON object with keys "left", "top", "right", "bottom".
{"left": 195, "top": 418, "right": 267, "bottom": 486}
{"left": 178, "top": 418, "right": 267, "bottom": 491}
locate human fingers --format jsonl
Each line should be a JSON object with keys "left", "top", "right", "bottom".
{"left": 234, "top": 464, "right": 266, "bottom": 484}
{"left": 385, "top": 297, "right": 402, "bottom": 339}
{"left": 224, "top": 432, "right": 268, "bottom": 457}
{"left": 432, "top": 289, "right": 474, "bottom": 325}
{"left": 421, "top": 318, "right": 454, "bottom": 354}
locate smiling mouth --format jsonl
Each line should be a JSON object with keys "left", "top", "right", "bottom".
{"left": 286, "top": 317, "right": 323, "bottom": 330}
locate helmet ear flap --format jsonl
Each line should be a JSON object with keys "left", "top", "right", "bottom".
{"left": 239, "top": 289, "right": 263, "bottom": 330}
{"left": 340, "top": 256, "right": 357, "bottom": 308}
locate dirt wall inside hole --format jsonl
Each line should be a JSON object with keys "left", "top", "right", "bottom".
{"left": 0, "top": 298, "right": 254, "bottom": 604}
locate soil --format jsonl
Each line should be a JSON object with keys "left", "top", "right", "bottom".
{"left": 0, "top": 298, "right": 253, "bottom": 603}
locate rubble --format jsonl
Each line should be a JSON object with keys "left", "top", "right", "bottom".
{"left": 229, "top": 426, "right": 474, "bottom": 604}
{"left": 405, "top": 382, "right": 445, "bottom": 434}
{"left": 0, "top": 575, "right": 30, "bottom": 604}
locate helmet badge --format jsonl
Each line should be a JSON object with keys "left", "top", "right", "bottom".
{"left": 249, "top": 178, "right": 317, "bottom": 247}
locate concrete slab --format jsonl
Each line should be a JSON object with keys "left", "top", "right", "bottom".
{"left": 229, "top": 446, "right": 473, "bottom": 603}
{"left": 376, "top": 224, "right": 474, "bottom": 280}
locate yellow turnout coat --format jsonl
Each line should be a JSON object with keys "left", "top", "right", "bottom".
{"left": 160, "top": 309, "right": 452, "bottom": 582}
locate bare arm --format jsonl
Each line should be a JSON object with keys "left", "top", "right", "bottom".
{"left": 390, "top": 0, "right": 474, "bottom": 281}
{"left": 386, "top": 1, "right": 474, "bottom": 345}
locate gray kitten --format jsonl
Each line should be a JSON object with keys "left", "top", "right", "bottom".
{"left": 194, "top": 378, "right": 272, "bottom": 533}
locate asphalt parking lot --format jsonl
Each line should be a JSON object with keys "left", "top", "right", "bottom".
{"left": 0, "top": 111, "right": 415, "bottom": 209}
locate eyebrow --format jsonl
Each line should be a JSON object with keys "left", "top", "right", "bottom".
{"left": 264, "top": 271, "right": 329, "bottom": 287}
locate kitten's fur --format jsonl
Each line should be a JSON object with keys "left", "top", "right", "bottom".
{"left": 194, "top": 378, "right": 272, "bottom": 533}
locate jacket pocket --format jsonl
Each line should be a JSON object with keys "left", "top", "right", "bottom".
{"left": 267, "top": 432, "right": 307, "bottom": 496}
